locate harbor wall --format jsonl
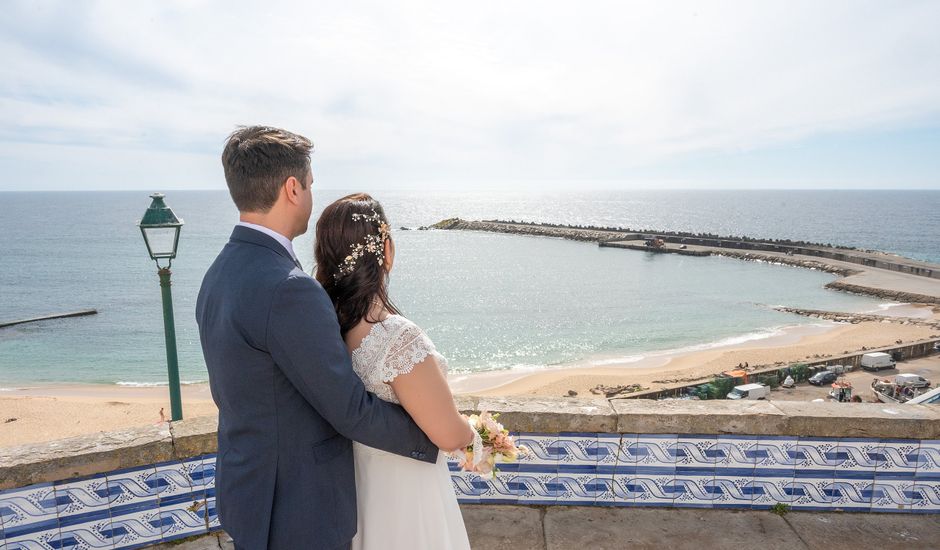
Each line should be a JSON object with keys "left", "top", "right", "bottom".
{"left": 433, "top": 219, "right": 940, "bottom": 280}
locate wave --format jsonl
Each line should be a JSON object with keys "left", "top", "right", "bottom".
{"left": 587, "top": 355, "right": 647, "bottom": 367}
{"left": 580, "top": 325, "right": 813, "bottom": 368}
{"left": 115, "top": 380, "right": 207, "bottom": 387}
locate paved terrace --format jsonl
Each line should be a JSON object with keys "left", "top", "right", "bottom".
{"left": 156, "top": 505, "right": 940, "bottom": 550}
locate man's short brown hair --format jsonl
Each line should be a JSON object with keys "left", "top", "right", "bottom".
{"left": 221, "top": 126, "right": 313, "bottom": 212}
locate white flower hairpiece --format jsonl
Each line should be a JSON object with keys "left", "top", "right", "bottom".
{"left": 334, "top": 209, "right": 390, "bottom": 280}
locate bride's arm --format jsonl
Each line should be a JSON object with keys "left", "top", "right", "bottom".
{"left": 388, "top": 356, "right": 475, "bottom": 452}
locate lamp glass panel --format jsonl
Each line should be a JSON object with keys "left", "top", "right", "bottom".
{"left": 143, "top": 226, "right": 179, "bottom": 258}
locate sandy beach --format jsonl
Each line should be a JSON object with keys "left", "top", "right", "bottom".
{"left": 0, "top": 384, "right": 219, "bottom": 447}
{"left": 458, "top": 316, "right": 938, "bottom": 398}
{"left": 3, "top": 304, "right": 937, "bottom": 447}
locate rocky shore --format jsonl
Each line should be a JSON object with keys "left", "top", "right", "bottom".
{"left": 824, "top": 281, "right": 940, "bottom": 304}
{"left": 711, "top": 250, "right": 859, "bottom": 276}
{"left": 429, "top": 217, "right": 628, "bottom": 242}
{"left": 774, "top": 306, "right": 940, "bottom": 332}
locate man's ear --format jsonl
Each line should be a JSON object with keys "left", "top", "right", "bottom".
{"left": 284, "top": 176, "right": 302, "bottom": 205}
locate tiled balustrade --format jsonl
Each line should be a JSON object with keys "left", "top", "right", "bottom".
{"left": 2, "top": 398, "right": 940, "bottom": 548}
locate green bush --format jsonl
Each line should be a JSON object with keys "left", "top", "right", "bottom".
{"left": 757, "top": 373, "right": 780, "bottom": 388}
{"left": 709, "top": 377, "right": 738, "bottom": 399}
{"left": 788, "top": 363, "right": 810, "bottom": 382}
{"left": 694, "top": 384, "right": 712, "bottom": 400}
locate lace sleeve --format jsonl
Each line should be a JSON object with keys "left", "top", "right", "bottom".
{"left": 380, "top": 320, "right": 437, "bottom": 383}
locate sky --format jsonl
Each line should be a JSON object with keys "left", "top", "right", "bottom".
{"left": 1, "top": 1, "right": 939, "bottom": 192}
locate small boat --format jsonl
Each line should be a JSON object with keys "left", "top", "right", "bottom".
{"left": 870, "top": 378, "right": 928, "bottom": 404}
{"left": 829, "top": 380, "right": 853, "bottom": 402}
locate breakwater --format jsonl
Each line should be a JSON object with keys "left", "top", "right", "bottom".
{"left": 431, "top": 218, "right": 940, "bottom": 303}
{"left": 430, "top": 217, "right": 629, "bottom": 242}
{"left": 0, "top": 309, "right": 98, "bottom": 329}
{"left": 775, "top": 307, "right": 940, "bottom": 330}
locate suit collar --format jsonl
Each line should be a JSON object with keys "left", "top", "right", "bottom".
{"left": 230, "top": 225, "right": 296, "bottom": 263}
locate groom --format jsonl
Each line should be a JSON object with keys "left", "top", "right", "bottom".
{"left": 196, "top": 126, "right": 438, "bottom": 550}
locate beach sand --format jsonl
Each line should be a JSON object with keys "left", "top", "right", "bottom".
{"left": 458, "top": 320, "right": 938, "bottom": 399}
{"left": 0, "top": 384, "right": 219, "bottom": 447}
{"left": 2, "top": 307, "right": 938, "bottom": 447}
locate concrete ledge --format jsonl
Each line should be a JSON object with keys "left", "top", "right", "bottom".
{"left": 612, "top": 399, "right": 788, "bottom": 435}
{"left": 0, "top": 423, "right": 174, "bottom": 490}
{"left": 612, "top": 399, "right": 940, "bottom": 438}
{"left": 771, "top": 400, "right": 940, "bottom": 439}
{"left": 167, "top": 414, "right": 218, "bottom": 458}
{"left": 4, "top": 398, "right": 940, "bottom": 489}
{"left": 468, "top": 396, "right": 618, "bottom": 433}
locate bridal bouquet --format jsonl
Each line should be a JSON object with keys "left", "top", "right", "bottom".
{"left": 454, "top": 411, "right": 527, "bottom": 478}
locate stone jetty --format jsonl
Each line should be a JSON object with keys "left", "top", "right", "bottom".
{"left": 431, "top": 218, "right": 940, "bottom": 304}
{"left": 774, "top": 306, "right": 940, "bottom": 332}
{"left": 0, "top": 309, "right": 98, "bottom": 329}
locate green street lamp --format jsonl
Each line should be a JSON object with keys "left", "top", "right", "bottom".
{"left": 138, "top": 193, "right": 184, "bottom": 421}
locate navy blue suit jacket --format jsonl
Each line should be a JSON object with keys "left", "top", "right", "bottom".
{"left": 196, "top": 226, "right": 438, "bottom": 549}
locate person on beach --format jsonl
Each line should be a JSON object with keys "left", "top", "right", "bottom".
{"left": 314, "top": 193, "right": 474, "bottom": 550}
{"left": 196, "top": 126, "right": 462, "bottom": 550}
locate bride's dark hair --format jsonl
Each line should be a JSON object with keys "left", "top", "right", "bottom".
{"left": 314, "top": 193, "right": 401, "bottom": 336}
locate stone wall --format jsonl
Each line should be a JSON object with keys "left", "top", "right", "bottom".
{"left": 433, "top": 219, "right": 940, "bottom": 281}
{"left": 2, "top": 399, "right": 939, "bottom": 548}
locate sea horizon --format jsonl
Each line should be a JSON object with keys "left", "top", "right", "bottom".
{"left": 1, "top": 188, "right": 939, "bottom": 388}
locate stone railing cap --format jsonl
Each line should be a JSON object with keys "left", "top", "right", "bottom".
{"left": 4, "top": 398, "right": 940, "bottom": 489}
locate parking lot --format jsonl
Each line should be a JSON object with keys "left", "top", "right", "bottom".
{"left": 768, "top": 353, "right": 940, "bottom": 403}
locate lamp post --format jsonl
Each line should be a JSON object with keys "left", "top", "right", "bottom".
{"left": 138, "top": 193, "right": 185, "bottom": 421}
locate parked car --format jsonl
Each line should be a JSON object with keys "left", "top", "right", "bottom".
{"left": 860, "top": 352, "right": 896, "bottom": 372}
{"left": 726, "top": 383, "right": 770, "bottom": 400}
{"left": 895, "top": 373, "right": 931, "bottom": 389}
{"left": 808, "top": 371, "right": 838, "bottom": 386}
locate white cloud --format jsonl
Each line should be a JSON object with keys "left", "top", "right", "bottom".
{"left": 0, "top": 0, "right": 938, "bottom": 189}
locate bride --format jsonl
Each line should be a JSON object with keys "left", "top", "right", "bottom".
{"left": 314, "top": 193, "right": 475, "bottom": 550}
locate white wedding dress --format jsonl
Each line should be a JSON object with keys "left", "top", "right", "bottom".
{"left": 350, "top": 314, "right": 471, "bottom": 550}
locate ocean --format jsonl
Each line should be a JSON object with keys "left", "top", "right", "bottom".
{"left": 1, "top": 189, "right": 938, "bottom": 387}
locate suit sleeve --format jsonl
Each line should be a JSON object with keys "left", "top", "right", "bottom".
{"left": 266, "top": 274, "right": 439, "bottom": 464}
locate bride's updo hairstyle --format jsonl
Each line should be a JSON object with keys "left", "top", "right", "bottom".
{"left": 315, "top": 193, "right": 401, "bottom": 336}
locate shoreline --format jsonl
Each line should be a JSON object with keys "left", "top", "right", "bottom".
{"left": 458, "top": 313, "right": 939, "bottom": 399}
{"left": 3, "top": 303, "right": 930, "bottom": 395}
{"left": 447, "top": 322, "right": 839, "bottom": 395}
{"left": 2, "top": 304, "right": 937, "bottom": 447}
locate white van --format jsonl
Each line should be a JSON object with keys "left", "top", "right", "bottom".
{"left": 860, "top": 352, "right": 895, "bottom": 372}
{"left": 727, "top": 383, "right": 770, "bottom": 400}
{"left": 895, "top": 373, "right": 930, "bottom": 388}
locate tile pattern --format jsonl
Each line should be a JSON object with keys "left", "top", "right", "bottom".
{"left": 1, "top": 437, "right": 936, "bottom": 549}
{"left": 1, "top": 455, "right": 217, "bottom": 549}
{"left": 448, "top": 433, "right": 940, "bottom": 514}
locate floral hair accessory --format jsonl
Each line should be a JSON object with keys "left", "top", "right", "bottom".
{"left": 334, "top": 209, "right": 391, "bottom": 280}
